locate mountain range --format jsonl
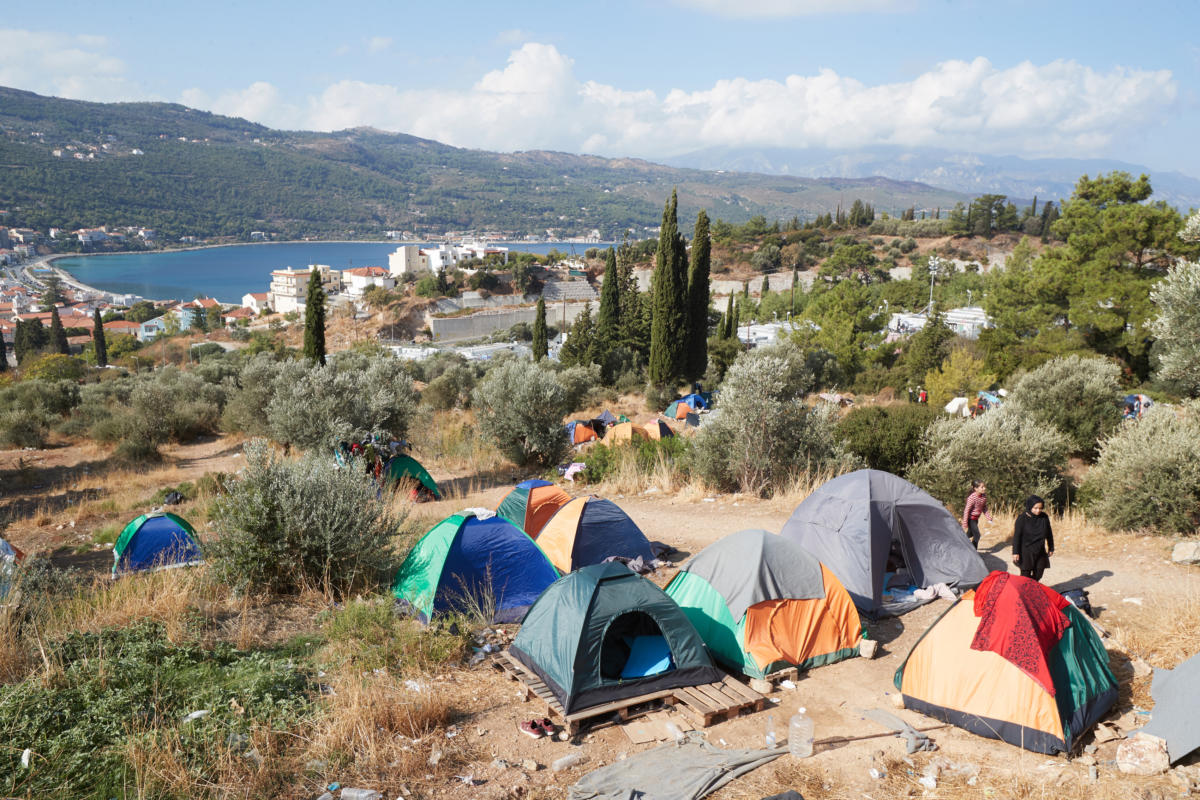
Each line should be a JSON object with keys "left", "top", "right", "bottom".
{"left": 661, "top": 146, "right": 1200, "bottom": 211}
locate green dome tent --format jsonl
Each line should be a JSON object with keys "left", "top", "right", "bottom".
{"left": 383, "top": 454, "right": 441, "bottom": 500}
{"left": 113, "top": 512, "right": 203, "bottom": 576}
{"left": 510, "top": 562, "right": 722, "bottom": 714}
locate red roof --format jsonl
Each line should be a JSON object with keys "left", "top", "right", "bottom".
{"left": 344, "top": 266, "right": 390, "bottom": 277}
{"left": 104, "top": 320, "right": 140, "bottom": 331}
{"left": 247, "top": 292, "right": 268, "bottom": 301}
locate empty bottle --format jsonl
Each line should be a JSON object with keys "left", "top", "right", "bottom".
{"left": 340, "top": 790, "right": 382, "bottom": 800}
{"left": 665, "top": 722, "right": 685, "bottom": 744}
{"left": 789, "top": 707, "right": 814, "bottom": 758}
{"left": 764, "top": 712, "right": 777, "bottom": 748}
{"left": 552, "top": 752, "right": 583, "bottom": 772}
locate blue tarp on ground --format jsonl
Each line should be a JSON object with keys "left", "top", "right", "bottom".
{"left": 435, "top": 516, "right": 560, "bottom": 621}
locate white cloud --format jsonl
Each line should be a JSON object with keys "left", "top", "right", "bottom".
{"left": 0, "top": 29, "right": 143, "bottom": 101}
{"left": 366, "top": 36, "right": 392, "bottom": 54}
{"left": 180, "top": 82, "right": 304, "bottom": 129}
{"left": 223, "top": 45, "right": 1173, "bottom": 162}
{"left": 669, "top": 0, "right": 911, "bottom": 17}
{"left": 495, "top": 28, "right": 536, "bottom": 46}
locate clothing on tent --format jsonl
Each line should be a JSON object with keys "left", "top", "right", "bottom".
{"left": 781, "top": 470, "right": 987, "bottom": 617}
{"left": 1140, "top": 650, "right": 1200, "bottom": 764}
{"left": 567, "top": 733, "right": 784, "bottom": 800}
{"left": 970, "top": 572, "right": 1069, "bottom": 696}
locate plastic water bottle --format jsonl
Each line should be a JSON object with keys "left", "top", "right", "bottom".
{"left": 552, "top": 752, "right": 583, "bottom": 772}
{"left": 340, "top": 790, "right": 382, "bottom": 800}
{"left": 764, "top": 713, "right": 777, "bottom": 748}
{"left": 789, "top": 708, "right": 814, "bottom": 758}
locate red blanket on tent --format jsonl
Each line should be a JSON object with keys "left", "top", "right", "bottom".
{"left": 970, "top": 571, "right": 1070, "bottom": 696}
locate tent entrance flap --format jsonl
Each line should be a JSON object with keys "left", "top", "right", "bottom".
{"left": 600, "top": 611, "right": 675, "bottom": 680}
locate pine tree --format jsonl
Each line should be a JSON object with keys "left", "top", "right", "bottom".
{"left": 93, "top": 308, "right": 107, "bottom": 368}
{"left": 50, "top": 306, "right": 69, "bottom": 355}
{"left": 302, "top": 268, "right": 326, "bottom": 366}
{"left": 532, "top": 297, "right": 548, "bottom": 361}
{"left": 596, "top": 247, "right": 620, "bottom": 355}
{"left": 684, "top": 210, "right": 711, "bottom": 381}
{"left": 649, "top": 190, "right": 688, "bottom": 385}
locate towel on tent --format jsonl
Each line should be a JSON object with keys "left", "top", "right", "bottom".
{"left": 568, "top": 733, "right": 783, "bottom": 800}
{"left": 970, "top": 571, "right": 1069, "bottom": 696}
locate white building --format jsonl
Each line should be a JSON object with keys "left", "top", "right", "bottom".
{"left": 390, "top": 240, "right": 509, "bottom": 276}
{"left": 267, "top": 265, "right": 340, "bottom": 316}
{"left": 887, "top": 306, "right": 993, "bottom": 339}
{"left": 343, "top": 266, "right": 395, "bottom": 298}
{"left": 242, "top": 292, "right": 270, "bottom": 313}
{"left": 76, "top": 228, "right": 107, "bottom": 245}
{"left": 388, "top": 245, "right": 428, "bottom": 276}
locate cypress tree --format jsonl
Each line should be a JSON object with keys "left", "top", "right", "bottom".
{"left": 684, "top": 210, "right": 711, "bottom": 381}
{"left": 532, "top": 297, "right": 548, "bottom": 361}
{"left": 93, "top": 308, "right": 108, "bottom": 368}
{"left": 0, "top": 331, "right": 6, "bottom": 372}
{"left": 723, "top": 293, "right": 735, "bottom": 339}
{"left": 649, "top": 190, "right": 688, "bottom": 385}
{"left": 596, "top": 247, "right": 620, "bottom": 352}
{"left": 760, "top": 275, "right": 769, "bottom": 297}
{"left": 50, "top": 306, "right": 69, "bottom": 355}
{"left": 302, "top": 268, "right": 326, "bottom": 366}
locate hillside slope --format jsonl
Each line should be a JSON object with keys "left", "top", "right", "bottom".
{"left": 0, "top": 87, "right": 967, "bottom": 240}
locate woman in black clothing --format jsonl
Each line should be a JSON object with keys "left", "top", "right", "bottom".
{"left": 1012, "top": 495, "right": 1054, "bottom": 582}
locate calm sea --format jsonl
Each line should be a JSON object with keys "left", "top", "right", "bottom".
{"left": 55, "top": 241, "right": 603, "bottom": 303}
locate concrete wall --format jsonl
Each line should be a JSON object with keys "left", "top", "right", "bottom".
{"left": 427, "top": 301, "right": 592, "bottom": 342}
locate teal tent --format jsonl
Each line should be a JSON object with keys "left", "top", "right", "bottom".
{"left": 383, "top": 454, "right": 441, "bottom": 500}
{"left": 113, "top": 512, "right": 203, "bottom": 576}
{"left": 510, "top": 562, "right": 722, "bottom": 714}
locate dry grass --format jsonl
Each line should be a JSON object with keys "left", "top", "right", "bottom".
{"left": 304, "top": 669, "right": 469, "bottom": 790}
{"left": 596, "top": 445, "right": 687, "bottom": 496}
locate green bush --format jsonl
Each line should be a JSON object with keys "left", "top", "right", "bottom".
{"left": 1080, "top": 404, "right": 1200, "bottom": 534}
{"left": 693, "top": 347, "right": 854, "bottom": 496}
{"left": 580, "top": 437, "right": 692, "bottom": 484}
{"left": 209, "top": 439, "right": 402, "bottom": 596}
{"left": 907, "top": 407, "right": 1070, "bottom": 510}
{"left": 472, "top": 359, "right": 569, "bottom": 467}
{"left": 422, "top": 363, "right": 476, "bottom": 411}
{"left": 557, "top": 364, "right": 602, "bottom": 412}
{"left": 0, "top": 621, "right": 311, "bottom": 798}
{"left": 0, "top": 379, "right": 81, "bottom": 416}
{"left": 1004, "top": 355, "right": 1124, "bottom": 458}
{"left": 0, "top": 408, "right": 50, "bottom": 449}
{"left": 835, "top": 404, "right": 939, "bottom": 474}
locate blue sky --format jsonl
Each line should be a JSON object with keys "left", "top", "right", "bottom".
{"left": 2, "top": 0, "right": 1197, "bottom": 175}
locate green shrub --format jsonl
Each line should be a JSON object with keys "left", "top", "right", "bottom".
{"left": 19, "top": 353, "right": 87, "bottom": 382}
{"left": 210, "top": 439, "right": 402, "bottom": 596}
{"left": 0, "top": 379, "right": 81, "bottom": 416}
{"left": 557, "top": 364, "right": 602, "bottom": 412}
{"left": 319, "top": 599, "right": 467, "bottom": 672}
{"left": 1080, "top": 404, "right": 1200, "bottom": 533}
{"left": 0, "top": 408, "right": 50, "bottom": 449}
{"left": 835, "top": 404, "right": 939, "bottom": 474}
{"left": 422, "top": 363, "right": 476, "bottom": 411}
{"left": 580, "top": 437, "right": 692, "bottom": 484}
{"left": 1004, "top": 355, "right": 1124, "bottom": 458}
{"left": 907, "top": 406, "right": 1070, "bottom": 510}
{"left": 643, "top": 381, "right": 678, "bottom": 413}
{"left": 472, "top": 359, "right": 569, "bottom": 468}
{"left": 693, "top": 347, "right": 854, "bottom": 496}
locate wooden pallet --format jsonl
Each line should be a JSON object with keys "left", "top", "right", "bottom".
{"left": 748, "top": 666, "right": 800, "bottom": 694}
{"left": 492, "top": 651, "right": 765, "bottom": 734}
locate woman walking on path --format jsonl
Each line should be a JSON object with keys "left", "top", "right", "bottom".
{"left": 961, "top": 480, "right": 994, "bottom": 548}
{"left": 1012, "top": 495, "right": 1054, "bottom": 582}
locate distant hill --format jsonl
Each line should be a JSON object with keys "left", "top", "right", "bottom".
{"left": 662, "top": 145, "right": 1200, "bottom": 211}
{"left": 0, "top": 87, "right": 968, "bottom": 241}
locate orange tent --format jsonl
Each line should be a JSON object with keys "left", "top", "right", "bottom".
{"left": 496, "top": 480, "right": 574, "bottom": 537}
{"left": 601, "top": 422, "right": 649, "bottom": 446}
{"left": 566, "top": 421, "right": 599, "bottom": 445}
{"left": 642, "top": 419, "right": 675, "bottom": 440}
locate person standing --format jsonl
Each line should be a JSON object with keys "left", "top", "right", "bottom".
{"left": 961, "top": 480, "right": 994, "bottom": 548}
{"left": 1012, "top": 495, "right": 1054, "bottom": 582}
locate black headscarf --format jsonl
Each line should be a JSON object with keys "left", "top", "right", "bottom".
{"left": 1024, "top": 495, "right": 1045, "bottom": 514}
{"left": 1017, "top": 494, "right": 1052, "bottom": 552}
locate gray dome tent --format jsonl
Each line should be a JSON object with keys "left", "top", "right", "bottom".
{"left": 781, "top": 470, "right": 987, "bottom": 617}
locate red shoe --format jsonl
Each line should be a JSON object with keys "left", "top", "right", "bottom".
{"left": 519, "top": 720, "right": 545, "bottom": 739}
{"left": 539, "top": 717, "right": 558, "bottom": 735}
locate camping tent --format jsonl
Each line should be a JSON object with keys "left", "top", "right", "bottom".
{"left": 780, "top": 469, "right": 987, "bottom": 617}
{"left": 894, "top": 573, "right": 1117, "bottom": 754}
{"left": 392, "top": 510, "right": 559, "bottom": 624}
{"left": 566, "top": 420, "right": 600, "bottom": 445}
{"left": 383, "top": 454, "right": 441, "bottom": 500}
{"left": 601, "top": 422, "right": 649, "bottom": 446}
{"left": 597, "top": 410, "right": 618, "bottom": 426}
{"left": 642, "top": 419, "right": 674, "bottom": 440}
{"left": 535, "top": 496, "right": 655, "bottom": 574}
{"left": 510, "top": 561, "right": 723, "bottom": 714}
{"left": 665, "top": 529, "right": 861, "bottom": 678}
{"left": 113, "top": 512, "right": 203, "bottom": 576}
{"left": 665, "top": 393, "right": 710, "bottom": 420}
{"left": 495, "top": 479, "right": 573, "bottom": 538}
